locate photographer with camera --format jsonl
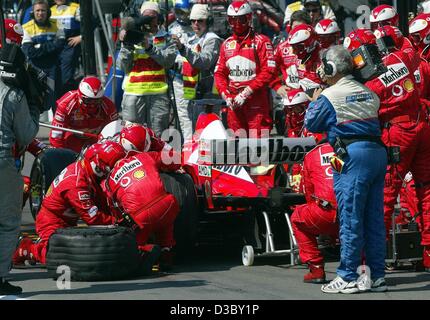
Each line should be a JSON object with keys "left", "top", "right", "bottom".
{"left": 0, "top": 43, "right": 41, "bottom": 295}
{"left": 21, "top": 0, "right": 65, "bottom": 116}
{"left": 305, "top": 46, "right": 387, "bottom": 293}
{"left": 117, "top": 1, "right": 176, "bottom": 137}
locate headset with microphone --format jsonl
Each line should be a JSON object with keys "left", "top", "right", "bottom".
{"left": 322, "top": 50, "right": 337, "bottom": 77}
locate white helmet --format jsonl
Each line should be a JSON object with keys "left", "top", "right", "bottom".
{"left": 227, "top": 1, "right": 252, "bottom": 16}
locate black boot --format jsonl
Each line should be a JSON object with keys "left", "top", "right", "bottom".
{"left": 0, "top": 278, "right": 22, "bottom": 295}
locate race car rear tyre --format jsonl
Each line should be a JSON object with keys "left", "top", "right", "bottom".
{"left": 160, "top": 173, "right": 199, "bottom": 253}
{"left": 46, "top": 226, "right": 141, "bottom": 281}
{"left": 29, "top": 148, "right": 77, "bottom": 220}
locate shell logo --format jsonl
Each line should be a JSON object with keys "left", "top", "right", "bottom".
{"left": 133, "top": 170, "right": 146, "bottom": 180}
{"left": 46, "top": 186, "right": 53, "bottom": 197}
{"left": 403, "top": 79, "right": 414, "bottom": 92}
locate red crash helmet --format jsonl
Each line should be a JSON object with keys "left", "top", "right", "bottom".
{"left": 1, "top": 19, "right": 23, "bottom": 45}
{"left": 370, "top": 5, "right": 399, "bottom": 31}
{"left": 315, "top": 19, "right": 341, "bottom": 49}
{"left": 227, "top": 1, "right": 253, "bottom": 36}
{"left": 78, "top": 76, "right": 104, "bottom": 107}
{"left": 120, "top": 123, "right": 152, "bottom": 152}
{"left": 343, "top": 29, "right": 376, "bottom": 51}
{"left": 374, "top": 25, "right": 404, "bottom": 50}
{"left": 409, "top": 13, "right": 430, "bottom": 50}
{"left": 288, "top": 24, "right": 318, "bottom": 59}
{"left": 83, "top": 141, "right": 126, "bottom": 179}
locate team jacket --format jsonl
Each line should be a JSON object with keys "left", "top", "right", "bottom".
{"left": 305, "top": 75, "right": 381, "bottom": 145}
{"left": 270, "top": 41, "right": 323, "bottom": 92}
{"left": 301, "top": 142, "right": 336, "bottom": 207}
{"left": 214, "top": 31, "right": 277, "bottom": 96}
{"left": 39, "top": 162, "right": 115, "bottom": 226}
{"left": 50, "top": 91, "right": 119, "bottom": 152}
{"left": 21, "top": 19, "right": 63, "bottom": 73}
{"left": 51, "top": 2, "right": 80, "bottom": 38}
{"left": 105, "top": 152, "right": 180, "bottom": 225}
{"left": 365, "top": 46, "right": 423, "bottom": 123}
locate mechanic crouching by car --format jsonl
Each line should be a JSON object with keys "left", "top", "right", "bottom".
{"left": 49, "top": 76, "right": 119, "bottom": 153}
{"left": 13, "top": 141, "right": 125, "bottom": 266}
{"left": 291, "top": 141, "right": 338, "bottom": 284}
{"left": 305, "top": 46, "right": 387, "bottom": 293}
{"left": 105, "top": 132, "right": 181, "bottom": 271}
{"left": 0, "top": 61, "right": 41, "bottom": 295}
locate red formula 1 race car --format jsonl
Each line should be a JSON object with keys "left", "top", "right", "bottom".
{"left": 179, "top": 99, "right": 316, "bottom": 265}
{"left": 28, "top": 103, "right": 315, "bottom": 265}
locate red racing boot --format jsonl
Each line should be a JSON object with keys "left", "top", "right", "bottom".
{"left": 12, "top": 237, "right": 37, "bottom": 266}
{"left": 424, "top": 246, "right": 430, "bottom": 272}
{"left": 303, "top": 264, "right": 326, "bottom": 284}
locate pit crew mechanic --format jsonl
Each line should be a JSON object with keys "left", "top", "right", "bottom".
{"left": 214, "top": 0, "right": 276, "bottom": 137}
{"left": 291, "top": 141, "right": 338, "bottom": 284}
{"left": 13, "top": 141, "right": 124, "bottom": 266}
{"left": 105, "top": 130, "right": 181, "bottom": 270}
{"left": 344, "top": 27, "right": 430, "bottom": 272}
{"left": 305, "top": 46, "right": 387, "bottom": 293}
{"left": 49, "top": 76, "right": 119, "bottom": 153}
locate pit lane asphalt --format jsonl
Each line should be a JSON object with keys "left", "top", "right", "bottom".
{"left": 3, "top": 127, "right": 430, "bottom": 300}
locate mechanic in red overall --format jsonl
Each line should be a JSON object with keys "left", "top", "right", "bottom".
{"left": 13, "top": 141, "right": 125, "bottom": 265}
{"left": 291, "top": 142, "right": 338, "bottom": 283}
{"left": 344, "top": 28, "right": 430, "bottom": 272}
{"left": 315, "top": 19, "right": 341, "bottom": 50}
{"left": 369, "top": 4, "right": 399, "bottom": 31}
{"left": 50, "top": 76, "right": 119, "bottom": 153}
{"left": 119, "top": 123, "right": 171, "bottom": 153}
{"left": 271, "top": 24, "right": 323, "bottom": 103}
{"left": 105, "top": 134, "right": 181, "bottom": 270}
{"left": 409, "top": 13, "right": 430, "bottom": 64}
{"left": 214, "top": 0, "right": 276, "bottom": 137}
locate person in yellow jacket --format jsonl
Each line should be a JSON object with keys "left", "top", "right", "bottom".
{"left": 118, "top": 1, "right": 176, "bottom": 137}
{"left": 50, "top": 0, "right": 81, "bottom": 94}
{"left": 171, "top": 4, "right": 222, "bottom": 141}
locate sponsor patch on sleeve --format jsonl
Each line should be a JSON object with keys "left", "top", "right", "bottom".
{"left": 88, "top": 206, "right": 98, "bottom": 218}
{"left": 267, "top": 60, "right": 276, "bottom": 67}
{"left": 54, "top": 113, "right": 65, "bottom": 122}
{"left": 78, "top": 191, "right": 91, "bottom": 201}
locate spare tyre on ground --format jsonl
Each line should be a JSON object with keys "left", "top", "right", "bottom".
{"left": 46, "top": 226, "right": 142, "bottom": 281}
{"left": 29, "top": 148, "right": 78, "bottom": 220}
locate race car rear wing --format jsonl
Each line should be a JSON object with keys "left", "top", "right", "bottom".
{"left": 198, "top": 137, "right": 316, "bottom": 165}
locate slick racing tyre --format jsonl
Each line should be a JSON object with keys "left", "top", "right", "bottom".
{"left": 160, "top": 173, "right": 199, "bottom": 253}
{"left": 46, "top": 226, "right": 141, "bottom": 281}
{"left": 29, "top": 148, "right": 77, "bottom": 220}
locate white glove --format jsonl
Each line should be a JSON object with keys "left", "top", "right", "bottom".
{"left": 233, "top": 86, "right": 253, "bottom": 108}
